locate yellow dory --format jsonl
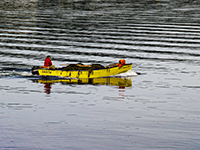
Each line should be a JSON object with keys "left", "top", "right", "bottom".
{"left": 36, "top": 63, "right": 133, "bottom": 79}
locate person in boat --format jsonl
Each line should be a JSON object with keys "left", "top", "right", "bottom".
{"left": 116, "top": 59, "right": 126, "bottom": 67}
{"left": 44, "top": 55, "right": 52, "bottom": 66}
{"left": 108, "top": 59, "right": 126, "bottom": 68}
{"left": 43, "top": 55, "right": 55, "bottom": 69}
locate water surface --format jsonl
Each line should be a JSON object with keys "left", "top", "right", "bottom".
{"left": 0, "top": 0, "right": 200, "bottom": 149}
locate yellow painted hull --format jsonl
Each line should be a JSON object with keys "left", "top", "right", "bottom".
{"left": 38, "top": 63, "right": 133, "bottom": 79}
{"left": 36, "top": 77, "right": 132, "bottom": 87}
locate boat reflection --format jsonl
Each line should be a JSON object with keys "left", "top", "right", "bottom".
{"left": 32, "top": 77, "right": 132, "bottom": 94}
{"left": 44, "top": 83, "right": 52, "bottom": 94}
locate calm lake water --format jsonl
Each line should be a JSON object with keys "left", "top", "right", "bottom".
{"left": 0, "top": 0, "right": 200, "bottom": 149}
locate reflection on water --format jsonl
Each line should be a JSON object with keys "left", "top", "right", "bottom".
{"left": 118, "top": 86, "right": 125, "bottom": 100}
{"left": 44, "top": 83, "right": 51, "bottom": 94}
{"left": 32, "top": 77, "right": 132, "bottom": 94}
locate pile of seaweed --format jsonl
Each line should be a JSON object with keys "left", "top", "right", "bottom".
{"left": 61, "top": 64, "right": 110, "bottom": 77}
{"left": 61, "top": 64, "right": 107, "bottom": 71}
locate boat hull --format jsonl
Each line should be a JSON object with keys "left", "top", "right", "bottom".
{"left": 37, "top": 63, "right": 133, "bottom": 78}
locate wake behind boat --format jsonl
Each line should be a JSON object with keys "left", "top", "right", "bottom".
{"left": 32, "top": 60, "right": 133, "bottom": 79}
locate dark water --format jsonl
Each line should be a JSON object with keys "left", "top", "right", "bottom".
{"left": 0, "top": 0, "right": 200, "bottom": 149}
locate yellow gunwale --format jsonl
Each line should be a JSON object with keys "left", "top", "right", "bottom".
{"left": 38, "top": 63, "right": 133, "bottom": 79}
